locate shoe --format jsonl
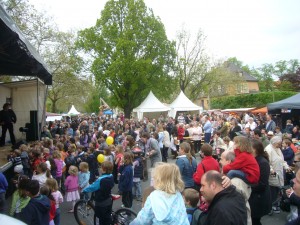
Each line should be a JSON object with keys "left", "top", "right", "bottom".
{"left": 68, "top": 209, "right": 74, "bottom": 213}
{"left": 272, "top": 207, "right": 280, "bottom": 214}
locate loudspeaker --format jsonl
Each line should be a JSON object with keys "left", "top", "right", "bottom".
{"left": 25, "top": 123, "right": 38, "bottom": 142}
{"left": 30, "top": 110, "right": 38, "bottom": 125}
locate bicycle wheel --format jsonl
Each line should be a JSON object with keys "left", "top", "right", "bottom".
{"left": 74, "top": 199, "right": 96, "bottom": 225}
{"left": 113, "top": 208, "right": 137, "bottom": 225}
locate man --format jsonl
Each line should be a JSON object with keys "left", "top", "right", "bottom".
{"left": 265, "top": 115, "right": 276, "bottom": 133}
{"left": 286, "top": 169, "right": 300, "bottom": 225}
{"left": 200, "top": 171, "right": 247, "bottom": 225}
{"left": 220, "top": 151, "right": 252, "bottom": 225}
{"left": 0, "top": 103, "right": 16, "bottom": 146}
{"left": 203, "top": 116, "right": 212, "bottom": 143}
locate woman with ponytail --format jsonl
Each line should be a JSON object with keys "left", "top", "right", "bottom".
{"left": 175, "top": 142, "right": 197, "bottom": 188}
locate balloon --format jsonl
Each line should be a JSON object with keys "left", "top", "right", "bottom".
{"left": 106, "top": 136, "right": 114, "bottom": 145}
{"left": 97, "top": 154, "right": 105, "bottom": 163}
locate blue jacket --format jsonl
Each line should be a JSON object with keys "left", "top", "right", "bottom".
{"left": 20, "top": 194, "right": 50, "bottom": 225}
{"left": 282, "top": 147, "right": 295, "bottom": 166}
{"left": 118, "top": 164, "right": 133, "bottom": 192}
{"left": 203, "top": 120, "right": 212, "bottom": 133}
{"left": 176, "top": 156, "right": 197, "bottom": 188}
{"left": 0, "top": 172, "right": 8, "bottom": 194}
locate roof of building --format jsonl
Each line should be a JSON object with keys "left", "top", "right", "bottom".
{"left": 225, "top": 62, "right": 258, "bottom": 82}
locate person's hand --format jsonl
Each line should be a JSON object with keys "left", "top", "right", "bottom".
{"left": 222, "top": 176, "right": 231, "bottom": 188}
{"left": 286, "top": 188, "right": 293, "bottom": 197}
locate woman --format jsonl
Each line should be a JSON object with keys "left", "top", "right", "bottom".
{"left": 190, "top": 122, "right": 202, "bottom": 153}
{"left": 265, "top": 136, "right": 290, "bottom": 214}
{"left": 79, "top": 130, "right": 89, "bottom": 150}
{"left": 175, "top": 142, "right": 197, "bottom": 188}
{"left": 229, "top": 118, "right": 241, "bottom": 140}
{"left": 249, "top": 139, "right": 271, "bottom": 225}
{"left": 157, "top": 125, "right": 165, "bottom": 162}
{"left": 130, "top": 163, "right": 189, "bottom": 225}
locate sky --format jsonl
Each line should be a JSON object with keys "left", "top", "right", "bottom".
{"left": 29, "top": 0, "right": 300, "bottom": 68}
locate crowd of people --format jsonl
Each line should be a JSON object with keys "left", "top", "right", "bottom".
{"left": 0, "top": 110, "right": 300, "bottom": 225}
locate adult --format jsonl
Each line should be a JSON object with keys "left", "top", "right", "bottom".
{"left": 200, "top": 171, "right": 247, "bottom": 225}
{"left": 203, "top": 116, "right": 212, "bottom": 143}
{"left": 265, "top": 136, "right": 290, "bottom": 214}
{"left": 193, "top": 144, "right": 220, "bottom": 187}
{"left": 162, "top": 125, "right": 170, "bottom": 162}
{"left": 249, "top": 139, "right": 271, "bottom": 225}
{"left": 229, "top": 118, "right": 241, "bottom": 141}
{"left": 265, "top": 115, "right": 276, "bottom": 133}
{"left": 244, "top": 117, "right": 257, "bottom": 131}
{"left": 0, "top": 103, "right": 16, "bottom": 146}
{"left": 141, "top": 132, "right": 162, "bottom": 168}
{"left": 175, "top": 142, "right": 197, "bottom": 189}
{"left": 285, "top": 168, "right": 300, "bottom": 225}
{"left": 292, "top": 126, "right": 300, "bottom": 140}
{"left": 190, "top": 122, "right": 202, "bottom": 153}
{"left": 217, "top": 117, "right": 229, "bottom": 138}
{"left": 177, "top": 113, "right": 185, "bottom": 124}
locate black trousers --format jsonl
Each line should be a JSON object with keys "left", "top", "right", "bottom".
{"left": 95, "top": 204, "right": 112, "bottom": 225}
{"left": 161, "top": 146, "right": 168, "bottom": 162}
{"left": 122, "top": 191, "right": 133, "bottom": 208}
{"left": 193, "top": 140, "right": 201, "bottom": 153}
{"left": 0, "top": 123, "right": 16, "bottom": 145}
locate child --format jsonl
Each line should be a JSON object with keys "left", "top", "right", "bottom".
{"left": 52, "top": 151, "right": 65, "bottom": 190}
{"left": 40, "top": 185, "right": 56, "bottom": 225}
{"left": 86, "top": 147, "right": 99, "bottom": 183}
{"left": 9, "top": 175, "right": 30, "bottom": 219}
{"left": 104, "top": 147, "right": 114, "bottom": 164}
{"left": 82, "top": 161, "right": 114, "bottom": 225}
{"left": 130, "top": 163, "right": 189, "bottom": 224}
{"left": 46, "top": 178, "right": 63, "bottom": 225}
{"left": 20, "top": 144, "right": 30, "bottom": 176}
{"left": 118, "top": 152, "right": 133, "bottom": 208}
{"left": 78, "top": 162, "right": 90, "bottom": 200}
{"left": 223, "top": 136, "right": 260, "bottom": 184}
{"left": 64, "top": 165, "right": 80, "bottom": 213}
{"left": 32, "top": 162, "right": 52, "bottom": 187}
{"left": 282, "top": 138, "right": 295, "bottom": 166}
{"left": 113, "top": 145, "right": 124, "bottom": 184}
{"left": 20, "top": 179, "right": 50, "bottom": 225}
{"left": 8, "top": 149, "right": 23, "bottom": 175}
{"left": 0, "top": 172, "right": 8, "bottom": 213}
{"left": 182, "top": 188, "right": 201, "bottom": 225}
{"left": 132, "top": 148, "right": 143, "bottom": 201}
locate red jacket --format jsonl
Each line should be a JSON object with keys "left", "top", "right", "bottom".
{"left": 177, "top": 127, "right": 185, "bottom": 141}
{"left": 223, "top": 149, "right": 260, "bottom": 184}
{"left": 193, "top": 156, "right": 220, "bottom": 185}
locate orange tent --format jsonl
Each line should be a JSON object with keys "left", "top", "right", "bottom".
{"left": 251, "top": 107, "right": 267, "bottom": 114}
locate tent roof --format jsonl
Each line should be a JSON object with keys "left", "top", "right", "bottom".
{"left": 67, "top": 105, "right": 80, "bottom": 115}
{"left": 267, "top": 93, "right": 300, "bottom": 111}
{"left": 0, "top": 5, "right": 52, "bottom": 85}
{"left": 251, "top": 107, "right": 267, "bottom": 114}
{"left": 133, "top": 91, "right": 170, "bottom": 112}
{"left": 221, "top": 107, "right": 255, "bottom": 113}
{"left": 169, "top": 91, "right": 201, "bottom": 111}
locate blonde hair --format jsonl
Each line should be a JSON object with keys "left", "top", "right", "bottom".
{"left": 46, "top": 178, "right": 59, "bottom": 191}
{"left": 52, "top": 150, "right": 61, "bottom": 159}
{"left": 69, "top": 165, "right": 78, "bottom": 176}
{"left": 115, "top": 145, "right": 124, "bottom": 154}
{"left": 233, "top": 136, "right": 252, "bottom": 153}
{"left": 79, "top": 162, "right": 89, "bottom": 172}
{"left": 153, "top": 163, "right": 184, "bottom": 194}
{"left": 179, "top": 142, "right": 193, "bottom": 164}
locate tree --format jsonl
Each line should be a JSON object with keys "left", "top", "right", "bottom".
{"left": 174, "top": 27, "right": 209, "bottom": 94}
{"left": 274, "top": 59, "right": 299, "bottom": 78}
{"left": 2, "top": 0, "right": 89, "bottom": 113}
{"left": 256, "top": 63, "right": 274, "bottom": 92}
{"left": 279, "top": 67, "right": 300, "bottom": 91}
{"left": 76, "top": 0, "right": 176, "bottom": 118}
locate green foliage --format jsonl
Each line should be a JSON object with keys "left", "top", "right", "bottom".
{"left": 76, "top": 0, "right": 176, "bottom": 117}
{"left": 211, "top": 91, "right": 297, "bottom": 109}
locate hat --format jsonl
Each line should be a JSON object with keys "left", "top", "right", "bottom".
{"left": 14, "top": 164, "right": 23, "bottom": 174}
{"left": 267, "top": 131, "right": 274, "bottom": 136}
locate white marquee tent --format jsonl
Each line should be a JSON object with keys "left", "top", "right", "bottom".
{"left": 133, "top": 91, "right": 170, "bottom": 120}
{"left": 168, "top": 91, "right": 202, "bottom": 118}
{"left": 67, "top": 105, "right": 80, "bottom": 116}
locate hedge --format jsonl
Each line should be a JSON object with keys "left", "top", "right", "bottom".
{"left": 210, "top": 91, "right": 297, "bottom": 109}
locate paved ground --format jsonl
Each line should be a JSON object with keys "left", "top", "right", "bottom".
{"left": 59, "top": 156, "right": 288, "bottom": 225}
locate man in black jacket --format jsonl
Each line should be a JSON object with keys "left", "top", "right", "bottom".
{"left": 200, "top": 171, "right": 247, "bottom": 225}
{"left": 0, "top": 103, "right": 16, "bottom": 146}
{"left": 286, "top": 169, "right": 300, "bottom": 225}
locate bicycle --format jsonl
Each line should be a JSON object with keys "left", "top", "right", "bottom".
{"left": 74, "top": 194, "right": 137, "bottom": 225}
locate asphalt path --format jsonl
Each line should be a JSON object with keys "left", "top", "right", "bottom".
{"left": 59, "top": 156, "right": 288, "bottom": 225}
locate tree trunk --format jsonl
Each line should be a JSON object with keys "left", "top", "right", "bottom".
{"left": 124, "top": 106, "right": 132, "bottom": 119}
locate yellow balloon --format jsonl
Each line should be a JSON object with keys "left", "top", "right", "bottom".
{"left": 97, "top": 154, "right": 105, "bottom": 163}
{"left": 106, "top": 136, "right": 114, "bottom": 145}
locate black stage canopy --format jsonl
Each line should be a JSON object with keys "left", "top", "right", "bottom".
{"left": 0, "top": 5, "right": 52, "bottom": 85}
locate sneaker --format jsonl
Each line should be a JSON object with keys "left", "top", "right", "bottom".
{"left": 272, "top": 207, "right": 280, "bottom": 214}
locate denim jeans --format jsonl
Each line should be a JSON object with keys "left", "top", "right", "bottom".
{"left": 132, "top": 181, "right": 142, "bottom": 199}
{"left": 204, "top": 133, "right": 211, "bottom": 143}
{"left": 227, "top": 170, "right": 248, "bottom": 184}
